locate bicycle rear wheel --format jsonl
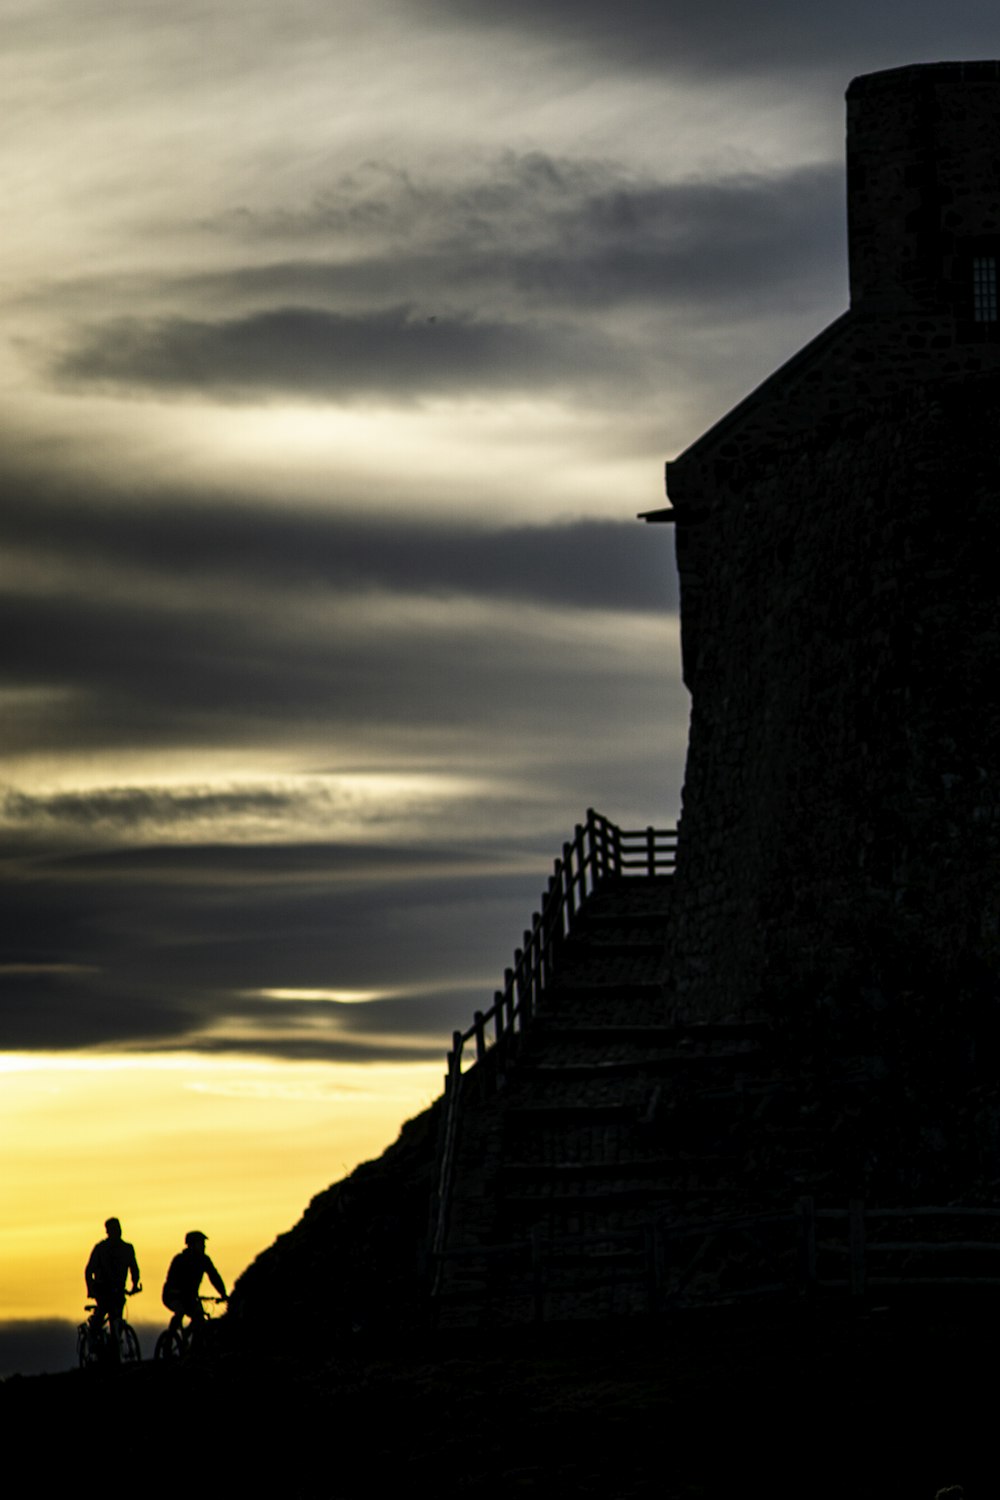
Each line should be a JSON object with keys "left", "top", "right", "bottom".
{"left": 119, "top": 1322, "right": 141, "bottom": 1364}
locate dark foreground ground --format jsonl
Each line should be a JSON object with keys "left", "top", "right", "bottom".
{"left": 1, "top": 1296, "right": 992, "bottom": 1497}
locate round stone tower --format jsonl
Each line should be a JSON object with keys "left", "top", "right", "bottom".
{"left": 847, "top": 62, "right": 1000, "bottom": 317}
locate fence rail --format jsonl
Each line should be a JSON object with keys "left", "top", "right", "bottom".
{"left": 432, "top": 1199, "right": 1000, "bottom": 1322}
{"left": 431, "top": 809, "right": 677, "bottom": 1272}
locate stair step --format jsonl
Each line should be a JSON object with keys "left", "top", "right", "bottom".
{"left": 562, "top": 923, "right": 671, "bottom": 946}
{"left": 578, "top": 880, "right": 673, "bottom": 917}
{"left": 518, "top": 1050, "right": 771, "bottom": 1079}
{"left": 501, "top": 1184, "right": 743, "bottom": 1211}
{"left": 505, "top": 1102, "right": 634, "bottom": 1124}
{"left": 500, "top": 1152, "right": 744, "bottom": 1177}
{"left": 532, "top": 1021, "right": 772, "bottom": 1044}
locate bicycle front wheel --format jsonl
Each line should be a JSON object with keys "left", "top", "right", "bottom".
{"left": 76, "top": 1324, "right": 92, "bottom": 1369}
{"left": 154, "top": 1328, "right": 183, "bottom": 1361}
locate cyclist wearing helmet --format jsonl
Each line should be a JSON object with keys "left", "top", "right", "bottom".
{"left": 162, "top": 1230, "right": 227, "bottom": 1335}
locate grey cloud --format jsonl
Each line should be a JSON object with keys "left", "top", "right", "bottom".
{"left": 0, "top": 967, "right": 202, "bottom": 1051}
{"left": 0, "top": 1321, "right": 79, "bottom": 1379}
{"left": 1, "top": 476, "right": 679, "bottom": 763}
{"left": 99, "top": 158, "right": 844, "bottom": 322}
{"left": 53, "top": 305, "right": 612, "bottom": 402}
{"left": 0, "top": 580, "right": 676, "bottom": 773}
{"left": 0, "top": 847, "right": 548, "bottom": 1057}
{"left": 414, "top": 0, "right": 1000, "bottom": 79}
{"left": 209, "top": 154, "right": 841, "bottom": 303}
{"left": 298, "top": 161, "right": 843, "bottom": 315}
{"left": 3, "top": 480, "right": 677, "bottom": 609}
{"left": 532, "top": 166, "right": 844, "bottom": 312}
{"left": 1, "top": 486, "right": 678, "bottom": 612}
{"left": 167, "top": 1034, "right": 448, "bottom": 1062}
{"left": 41, "top": 156, "right": 845, "bottom": 418}
{"left": 1, "top": 786, "right": 305, "bottom": 831}
{"left": 22, "top": 840, "right": 506, "bottom": 880}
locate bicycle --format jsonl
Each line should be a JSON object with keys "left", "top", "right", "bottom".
{"left": 77, "top": 1287, "right": 142, "bottom": 1368}
{"left": 153, "top": 1295, "right": 226, "bottom": 1362}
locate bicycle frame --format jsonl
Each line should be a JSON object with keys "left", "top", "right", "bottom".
{"left": 77, "top": 1295, "right": 142, "bottom": 1368}
{"left": 154, "top": 1295, "right": 225, "bottom": 1361}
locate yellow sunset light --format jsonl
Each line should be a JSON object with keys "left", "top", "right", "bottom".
{"left": 0, "top": 1052, "right": 441, "bottom": 1325}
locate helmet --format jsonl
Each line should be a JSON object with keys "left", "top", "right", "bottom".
{"left": 185, "top": 1230, "right": 208, "bottom": 1247}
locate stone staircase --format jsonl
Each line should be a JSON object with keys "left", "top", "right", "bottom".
{"left": 432, "top": 873, "right": 856, "bottom": 1324}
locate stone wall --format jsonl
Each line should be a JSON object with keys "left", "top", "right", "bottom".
{"left": 847, "top": 62, "right": 1000, "bottom": 315}
{"left": 667, "top": 381, "right": 1000, "bottom": 1107}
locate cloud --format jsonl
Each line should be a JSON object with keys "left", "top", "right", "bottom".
{"left": 0, "top": 1320, "right": 79, "bottom": 1378}
{"left": 1, "top": 481, "right": 679, "bottom": 612}
{"left": 202, "top": 154, "right": 843, "bottom": 312}
{"left": 0, "top": 844, "right": 550, "bottom": 1057}
{"left": 412, "top": 0, "right": 1000, "bottom": 81}
{"left": 45, "top": 156, "right": 845, "bottom": 371}
{"left": 0, "top": 966, "right": 201, "bottom": 1052}
{"left": 1, "top": 582, "right": 677, "bottom": 775}
{"left": 0, "top": 785, "right": 304, "bottom": 832}
{"left": 0, "top": 465, "right": 680, "bottom": 772}
{"left": 34, "top": 152, "right": 847, "bottom": 434}
{"left": 53, "top": 304, "right": 616, "bottom": 402}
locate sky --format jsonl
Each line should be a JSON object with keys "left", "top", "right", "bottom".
{"left": 3, "top": 0, "right": 999, "bottom": 1371}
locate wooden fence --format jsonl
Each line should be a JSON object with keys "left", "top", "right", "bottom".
{"left": 430, "top": 809, "right": 677, "bottom": 1274}
{"left": 807, "top": 1202, "right": 1000, "bottom": 1295}
{"left": 432, "top": 1200, "right": 1000, "bottom": 1322}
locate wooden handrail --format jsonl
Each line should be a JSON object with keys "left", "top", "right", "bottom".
{"left": 444, "top": 810, "right": 676, "bottom": 1084}
{"left": 430, "top": 809, "right": 676, "bottom": 1274}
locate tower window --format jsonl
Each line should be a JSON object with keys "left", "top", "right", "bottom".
{"left": 973, "top": 256, "right": 998, "bottom": 322}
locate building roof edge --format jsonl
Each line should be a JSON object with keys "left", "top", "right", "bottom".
{"left": 666, "top": 310, "right": 852, "bottom": 490}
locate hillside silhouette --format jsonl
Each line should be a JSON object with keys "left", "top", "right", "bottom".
{"left": 0, "top": 1292, "right": 994, "bottom": 1497}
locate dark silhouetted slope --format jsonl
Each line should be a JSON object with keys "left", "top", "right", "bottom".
{"left": 230, "top": 1098, "right": 441, "bottom": 1345}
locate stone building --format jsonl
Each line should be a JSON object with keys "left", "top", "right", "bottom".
{"left": 646, "top": 62, "right": 1000, "bottom": 1195}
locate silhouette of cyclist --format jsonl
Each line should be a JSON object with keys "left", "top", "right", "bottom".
{"left": 85, "top": 1217, "right": 141, "bottom": 1338}
{"left": 162, "top": 1230, "right": 227, "bottom": 1337}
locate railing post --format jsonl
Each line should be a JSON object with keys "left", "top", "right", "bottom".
{"left": 444, "top": 1031, "right": 462, "bottom": 1095}
{"left": 495, "top": 986, "right": 508, "bottom": 1047}
{"left": 531, "top": 915, "right": 544, "bottom": 1016}
{"left": 646, "top": 825, "right": 656, "bottom": 876}
{"left": 542, "top": 876, "right": 561, "bottom": 982}
{"left": 430, "top": 1031, "right": 466, "bottom": 1285}
{"left": 474, "top": 1009, "right": 490, "bottom": 1100}
{"left": 518, "top": 932, "right": 533, "bottom": 1027}
{"left": 562, "top": 845, "right": 576, "bottom": 926}
{"left": 586, "top": 808, "right": 599, "bottom": 881}
{"left": 573, "top": 822, "right": 587, "bottom": 899}
{"left": 506, "top": 961, "right": 519, "bottom": 1033}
